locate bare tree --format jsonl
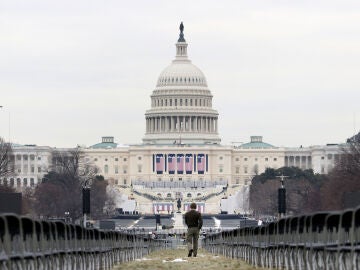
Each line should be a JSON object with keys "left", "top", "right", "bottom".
{"left": 0, "top": 136, "right": 14, "bottom": 179}
{"left": 321, "top": 139, "right": 360, "bottom": 210}
{"left": 34, "top": 148, "right": 114, "bottom": 220}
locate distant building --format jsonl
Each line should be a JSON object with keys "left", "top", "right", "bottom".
{"left": 0, "top": 24, "right": 345, "bottom": 213}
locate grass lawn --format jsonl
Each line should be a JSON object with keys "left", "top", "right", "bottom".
{"left": 113, "top": 248, "right": 265, "bottom": 270}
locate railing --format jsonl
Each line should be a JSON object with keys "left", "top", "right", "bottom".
{"left": 202, "top": 206, "right": 360, "bottom": 270}
{"left": 0, "top": 214, "right": 168, "bottom": 270}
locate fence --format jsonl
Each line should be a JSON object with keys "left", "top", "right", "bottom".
{"left": 202, "top": 206, "right": 360, "bottom": 270}
{"left": 0, "top": 214, "right": 168, "bottom": 270}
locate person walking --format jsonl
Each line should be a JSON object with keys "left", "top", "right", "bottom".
{"left": 184, "top": 202, "right": 203, "bottom": 257}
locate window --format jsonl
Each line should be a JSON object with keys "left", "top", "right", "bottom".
{"left": 123, "top": 158, "right": 127, "bottom": 162}
{"left": 104, "top": 165, "right": 108, "bottom": 174}
{"left": 185, "top": 99, "right": 188, "bottom": 106}
{"left": 265, "top": 158, "right": 268, "bottom": 161}
{"left": 115, "top": 179, "right": 118, "bottom": 185}
{"left": 138, "top": 165, "right": 142, "bottom": 173}
{"left": 274, "top": 158, "right": 277, "bottom": 161}
{"left": 38, "top": 167, "right": 41, "bottom": 173}
{"left": 115, "top": 158, "right": 118, "bottom": 161}
{"left": 321, "top": 156, "right": 325, "bottom": 160}
{"left": 327, "top": 154, "right": 333, "bottom": 160}
{"left": 170, "top": 99, "right": 172, "bottom": 106}
{"left": 236, "top": 178, "right": 240, "bottom": 184}
{"left": 235, "top": 157, "right": 239, "bottom": 162}
{"left": 167, "top": 193, "right": 172, "bottom": 198}
{"left": 219, "top": 167, "right": 223, "bottom": 173}
{"left": 30, "top": 155, "right": 35, "bottom": 161}
{"left": 187, "top": 193, "right": 192, "bottom": 198}
{"left": 124, "top": 179, "right": 127, "bottom": 185}
{"left": 23, "top": 178, "right": 27, "bottom": 186}
{"left": 94, "top": 158, "right": 98, "bottom": 161}
{"left": 115, "top": 166, "right": 119, "bottom": 174}
{"left": 244, "top": 166, "right": 248, "bottom": 174}
{"left": 23, "top": 155, "right": 28, "bottom": 161}
{"left": 138, "top": 156, "right": 142, "bottom": 160}
{"left": 123, "top": 167, "right": 127, "bottom": 174}
{"left": 255, "top": 158, "right": 258, "bottom": 161}
{"left": 30, "top": 178, "right": 34, "bottom": 187}
{"left": 17, "top": 168, "right": 21, "bottom": 173}
{"left": 17, "top": 155, "right": 21, "bottom": 160}
{"left": 190, "top": 99, "right": 192, "bottom": 106}
{"left": 219, "top": 156, "right": 223, "bottom": 160}
{"left": 37, "top": 156, "right": 41, "bottom": 160}
{"left": 31, "top": 166, "right": 34, "bottom": 173}
{"left": 235, "top": 167, "right": 239, "bottom": 174}
{"left": 10, "top": 178, "right": 14, "bottom": 187}
{"left": 244, "top": 158, "right": 248, "bottom": 161}
{"left": 16, "top": 178, "right": 21, "bottom": 187}
{"left": 105, "top": 158, "right": 108, "bottom": 161}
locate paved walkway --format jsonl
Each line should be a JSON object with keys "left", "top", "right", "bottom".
{"left": 112, "top": 248, "right": 266, "bottom": 270}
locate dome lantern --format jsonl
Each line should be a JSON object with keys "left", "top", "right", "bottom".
{"left": 176, "top": 22, "right": 188, "bottom": 60}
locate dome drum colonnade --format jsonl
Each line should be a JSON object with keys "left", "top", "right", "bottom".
{"left": 143, "top": 22, "right": 220, "bottom": 144}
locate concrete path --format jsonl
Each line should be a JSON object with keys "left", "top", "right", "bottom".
{"left": 112, "top": 248, "right": 267, "bottom": 270}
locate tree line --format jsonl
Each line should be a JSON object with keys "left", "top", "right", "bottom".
{"left": 250, "top": 135, "right": 360, "bottom": 216}
{"left": 0, "top": 137, "right": 115, "bottom": 221}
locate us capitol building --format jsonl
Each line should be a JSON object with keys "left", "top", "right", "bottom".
{"left": 2, "top": 23, "right": 344, "bottom": 214}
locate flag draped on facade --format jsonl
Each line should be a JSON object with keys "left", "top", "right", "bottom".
{"left": 156, "top": 154, "right": 165, "bottom": 174}
{"left": 168, "top": 154, "right": 176, "bottom": 174}
{"left": 197, "top": 154, "right": 205, "bottom": 174}
{"left": 177, "top": 154, "right": 184, "bottom": 174}
{"left": 185, "top": 154, "right": 193, "bottom": 174}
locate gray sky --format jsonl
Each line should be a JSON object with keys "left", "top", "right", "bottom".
{"left": 1, "top": 0, "right": 359, "bottom": 148}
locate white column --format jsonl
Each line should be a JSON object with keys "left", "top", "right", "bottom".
{"left": 194, "top": 116, "right": 198, "bottom": 132}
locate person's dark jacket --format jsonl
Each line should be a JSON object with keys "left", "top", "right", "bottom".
{"left": 185, "top": 209, "right": 203, "bottom": 229}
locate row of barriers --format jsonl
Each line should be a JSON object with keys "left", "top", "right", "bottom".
{"left": 202, "top": 206, "right": 360, "bottom": 270}
{"left": 0, "top": 214, "right": 168, "bottom": 270}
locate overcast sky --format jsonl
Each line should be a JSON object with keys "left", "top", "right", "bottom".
{"left": 1, "top": 0, "right": 359, "bottom": 148}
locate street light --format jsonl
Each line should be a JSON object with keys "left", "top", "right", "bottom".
{"left": 82, "top": 179, "right": 92, "bottom": 227}
{"left": 276, "top": 175, "right": 288, "bottom": 218}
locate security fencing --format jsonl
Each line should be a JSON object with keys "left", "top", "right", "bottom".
{"left": 202, "top": 206, "right": 360, "bottom": 270}
{"left": 0, "top": 214, "right": 168, "bottom": 270}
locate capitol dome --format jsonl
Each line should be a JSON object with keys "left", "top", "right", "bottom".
{"left": 143, "top": 23, "right": 221, "bottom": 145}
{"left": 156, "top": 62, "right": 207, "bottom": 87}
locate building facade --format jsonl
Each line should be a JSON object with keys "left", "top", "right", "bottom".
{"left": 0, "top": 24, "right": 346, "bottom": 213}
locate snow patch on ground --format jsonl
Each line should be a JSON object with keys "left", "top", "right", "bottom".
{"left": 162, "top": 258, "right": 188, "bottom": 263}
{"left": 135, "top": 257, "right": 152, "bottom": 261}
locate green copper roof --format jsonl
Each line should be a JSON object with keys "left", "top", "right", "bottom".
{"left": 240, "top": 141, "right": 275, "bottom": 149}
{"left": 90, "top": 142, "right": 118, "bottom": 149}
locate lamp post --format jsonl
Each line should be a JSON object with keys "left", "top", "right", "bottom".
{"left": 82, "top": 179, "right": 92, "bottom": 227}
{"left": 276, "top": 175, "right": 288, "bottom": 218}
